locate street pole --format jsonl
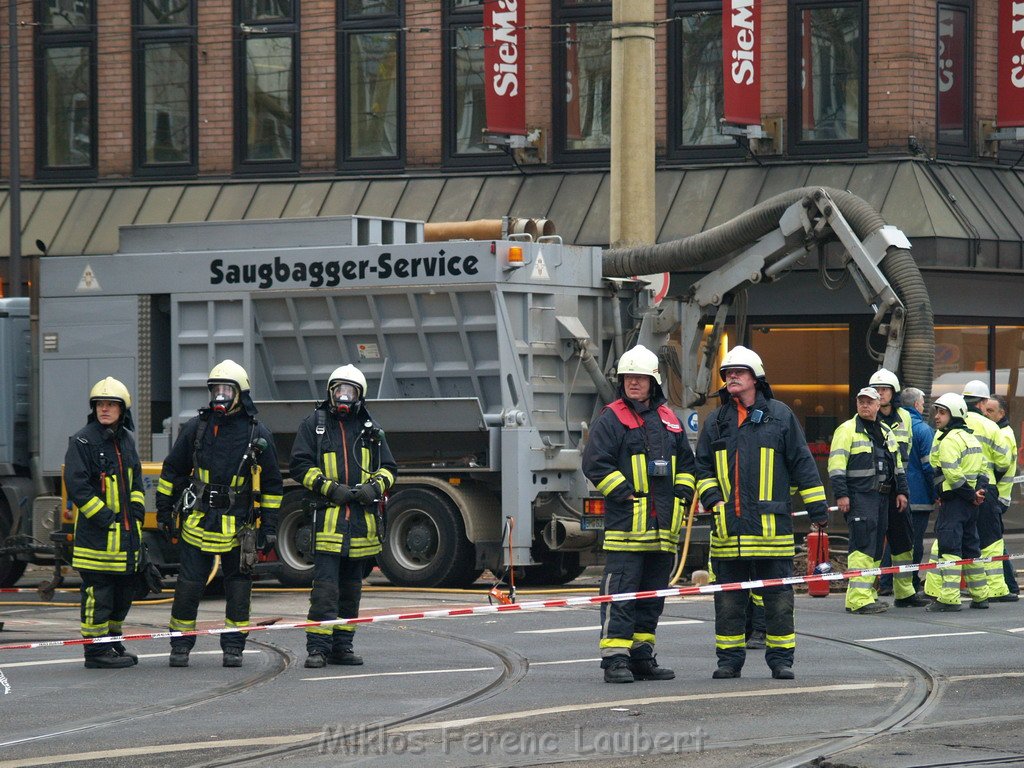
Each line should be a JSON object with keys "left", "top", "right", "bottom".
{"left": 609, "top": 0, "right": 655, "bottom": 249}
{"left": 7, "top": 0, "right": 21, "bottom": 297}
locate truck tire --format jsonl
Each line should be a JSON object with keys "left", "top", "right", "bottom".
{"left": 377, "top": 487, "right": 477, "bottom": 588}
{"left": 0, "top": 502, "right": 27, "bottom": 588}
{"left": 275, "top": 495, "right": 315, "bottom": 588}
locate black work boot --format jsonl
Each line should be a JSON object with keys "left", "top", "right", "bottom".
{"left": 745, "top": 630, "right": 766, "bottom": 649}
{"left": 603, "top": 655, "right": 634, "bottom": 684}
{"left": 628, "top": 654, "right": 675, "bottom": 681}
{"left": 222, "top": 650, "right": 244, "bottom": 667}
{"left": 894, "top": 592, "right": 930, "bottom": 608}
{"left": 712, "top": 666, "right": 741, "bottom": 679}
{"left": 108, "top": 634, "right": 139, "bottom": 665}
{"left": 84, "top": 648, "right": 135, "bottom": 669}
{"left": 305, "top": 653, "right": 327, "bottom": 668}
{"left": 771, "top": 665, "right": 795, "bottom": 680}
{"left": 168, "top": 646, "right": 190, "bottom": 667}
{"left": 328, "top": 647, "right": 363, "bottom": 666}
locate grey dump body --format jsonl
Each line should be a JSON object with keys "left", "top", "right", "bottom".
{"left": 35, "top": 216, "right": 622, "bottom": 576}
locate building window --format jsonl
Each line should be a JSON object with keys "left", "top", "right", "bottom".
{"left": 339, "top": 0, "right": 403, "bottom": 167}
{"left": 667, "top": 2, "right": 741, "bottom": 159}
{"left": 788, "top": 0, "right": 866, "bottom": 156}
{"left": 133, "top": 1, "right": 197, "bottom": 176}
{"left": 936, "top": 2, "right": 971, "bottom": 157}
{"left": 442, "top": 0, "right": 508, "bottom": 167}
{"left": 235, "top": 0, "right": 299, "bottom": 171}
{"left": 35, "top": 0, "right": 97, "bottom": 177}
{"left": 553, "top": 1, "right": 611, "bottom": 163}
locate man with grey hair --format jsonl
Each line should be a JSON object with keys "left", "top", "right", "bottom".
{"left": 982, "top": 394, "right": 1020, "bottom": 599}
{"left": 899, "top": 387, "right": 936, "bottom": 594}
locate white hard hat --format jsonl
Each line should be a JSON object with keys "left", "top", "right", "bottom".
{"left": 328, "top": 364, "right": 367, "bottom": 399}
{"left": 719, "top": 345, "right": 765, "bottom": 378}
{"left": 208, "top": 359, "right": 250, "bottom": 392}
{"left": 856, "top": 387, "right": 880, "bottom": 400}
{"left": 617, "top": 345, "right": 661, "bottom": 386}
{"left": 90, "top": 377, "right": 131, "bottom": 409}
{"left": 934, "top": 392, "right": 967, "bottom": 419}
{"left": 962, "top": 379, "right": 990, "bottom": 399}
{"left": 868, "top": 368, "right": 900, "bottom": 391}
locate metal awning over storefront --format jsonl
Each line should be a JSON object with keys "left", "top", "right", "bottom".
{"left": 1, "top": 159, "right": 1023, "bottom": 269}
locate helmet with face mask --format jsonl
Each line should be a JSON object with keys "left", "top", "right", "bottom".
{"left": 327, "top": 365, "right": 367, "bottom": 416}
{"left": 207, "top": 360, "right": 250, "bottom": 415}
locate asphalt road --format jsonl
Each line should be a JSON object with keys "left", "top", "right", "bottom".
{"left": 3, "top": 566, "right": 1024, "bottom": 768}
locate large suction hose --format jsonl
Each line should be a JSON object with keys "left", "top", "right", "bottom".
{"left": 602, "top": 187, "right": 934, "bottom": 394}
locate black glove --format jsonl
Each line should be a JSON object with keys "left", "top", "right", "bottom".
{"left": 353, "top": 483, "right": 378, "bottom": 505}
{"left": 156, "top": 497, "right": 175, "bottom": 536}
{"left": 327, "top": 482, "right": 354, "bottom": 506}
{"left": 130, "top": 501, "right": 146, "bottom": 523}
{"left": 808, "top": 501, "right": 830, "bottom": 527}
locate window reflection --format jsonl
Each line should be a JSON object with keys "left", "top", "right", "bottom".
{"left": 140, "top": 0, "right": 190, "bottom": 25}
{"left": 677, "top": 12, "right": 733, "bottom": 147}
{"left": 799, "top": 6, "right": 861, "bottom": 141}
{"left": 453, "top": 26, "right": 488, "bottom": 154}
{"left": 142, "top": 41, "right": 192, "bottom": 164}
{"left": 43, "top": 0, "right": 91, "bottom": 30}
{"left": 565, "top": 22, "right": 612, "bottom": 150}
{"left": 347, "top": 32, "right": 399, "bottom": 158}
{"left": 45, "top": 46, "right": 92, "bottom": 167}
{"left": 936, "top": 5, "right": 968, "bottom": 146}
{"left": 245, "top": 36, "right": 294, "bottom": 161}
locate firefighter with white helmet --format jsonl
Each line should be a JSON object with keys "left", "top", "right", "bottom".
{"left": 695, "top": 345, "right": 828, "bottom": 680}
{"left": 582, "top": 344, "right": 696, "bottom": 683}
{"left": 290, "top": 363, "right": 397, "bottom": 668}
{"left": 961, "top": 379, "right": 1014, "bottom": 601}
{"left": 866, "top": 368, "right": 920, "bottom": 603}
{"left": 828, "top": 387, "right": 911, "bottom": 614}
{"left": 924, "top": 393, "right": 989, "bottom": 610}
{"left": 63, "top": 377, "right": 146, "bottom": 668}
{"left": 156, "top": 360, "right": 284, "bottom": 668}
{"left": 982, "top": 394, "right": 1021, "bottom": 599}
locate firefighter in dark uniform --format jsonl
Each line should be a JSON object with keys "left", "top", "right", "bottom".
{"left": 695, "top": 346, "right": 828, "bottom": 681}
{"left": 828, "top": 386, "right": 912, "bottom": 614}
{"left": 156, "top": 360, "right": 284, "bottom": 668}
{"left": 582, "top": 344, "right": 696, "bottom": 684}
{"left": 290, "top": 364, "right": 397, "bottom": 668}
{"left": 64, "top": 377, "right": 146, "bottom": 669}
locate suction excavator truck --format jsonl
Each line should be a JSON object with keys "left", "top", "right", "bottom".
{"left": 0, "top": 187, "right": 934, "bottom": 588}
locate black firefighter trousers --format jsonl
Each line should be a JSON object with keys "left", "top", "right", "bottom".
{"left": 169, "top": 542, "right": 252, "bottom": 653}
{"left": 80, "top": 570, "right": 135, "bottom": 659}
{"left": 712, "top": 558, "right": 794, "bottom": 673}
{"left": 305, "top": 552, "right": 366, "bottom": 655}
{"left": 598, "top": 550, "right": 674, "bottom": 666}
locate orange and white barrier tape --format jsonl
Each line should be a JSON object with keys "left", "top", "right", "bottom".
{"left": 1, "top": 553, "right": 1020, "bottom": 653}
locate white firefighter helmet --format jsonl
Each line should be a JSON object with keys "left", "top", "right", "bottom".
{"left": 328, "top": 364, "right": 367, "bottom": 400}
{"left": 868, "top": 368, "right": 900, "bottom": 391}
{"left": 934, "top": 392, "right": 967, "bottom": 419}
{"left": 616, "top": 345, "right": 661, "bottom": 386}
{"left": 207, "top": 359, "right": 250, "bottom": 392}
{"left": 719, "top": 345, "right": 765, "bottom": 379}
{"left": 89, "top": 377, "right": 131, "bottom": 409}
{"left": 961, "top": 379, "right": 990, "bottom": 399}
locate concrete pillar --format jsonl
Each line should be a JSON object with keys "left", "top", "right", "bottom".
{"left": 609, "top": 0, "right": 656, "bottom": 248}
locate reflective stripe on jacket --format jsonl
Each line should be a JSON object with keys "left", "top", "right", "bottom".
{"left": 64, "top": 421, "right": 146, "bottom": 573}
{"left": 827, "top": 416, "right": 908, "bottom": 499}
{"left": 965, "top": 411, "right": 1012, "bottom": 486}
{"left": 289, "top": 402, "right": 397, "bottom": 558}
{"left": 157, "top": 410, "right": 284, "bottom": 554}
{"left": 695, "top": 391, "right": 826, "bottom": 559}
{"left": 930, "top": 425, "right": 984, "bottom": 498}
{"left": 582, "top": 397, "right": 696, "bottom": 553}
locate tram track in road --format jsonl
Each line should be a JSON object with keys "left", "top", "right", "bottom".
{"left": 185, "top": 623, "right": 530, "bottom": 768}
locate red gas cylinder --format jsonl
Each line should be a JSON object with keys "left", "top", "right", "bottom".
{"left": 806, "top": 529, "right": 831, "bottom": 597}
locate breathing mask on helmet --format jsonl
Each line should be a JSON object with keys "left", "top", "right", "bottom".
{"left": 330, "top": 382, "right": 360, "bottom": 415}
{"left": 209, "top": 383, "right": 238, "bottom": 415}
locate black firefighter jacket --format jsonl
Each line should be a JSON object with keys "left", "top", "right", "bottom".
{"left": 289, "top": 401, "right": 397, "bottom": 558}
{"left": 64, "top": 419, "right": 146, "bottom": 574}
{"left": 582, "top": 394, "right": 696, "bottom": 553}
{"left": 157, "top": 406, "right": 283, "bottom": 554}
{"left": 695, "top": 388, "right": 828, "bottom": 559}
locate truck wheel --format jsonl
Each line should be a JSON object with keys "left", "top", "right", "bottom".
{"left": 377, "top": 488, "right": 477, "bottom": 588}
{"left": 275, "top": 496, "right": 315, "bottom": 588}
{"left": 0, "top": 502, "right": 26, "bottom": 588}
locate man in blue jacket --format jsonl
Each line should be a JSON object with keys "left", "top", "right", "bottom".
{"left": 900, "top": 387, "right": 936, "bottom": 594}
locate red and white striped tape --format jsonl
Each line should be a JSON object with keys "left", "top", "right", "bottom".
{"left": 1, "top": 553, "right": 1019, "bottom": 653}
